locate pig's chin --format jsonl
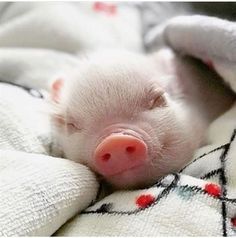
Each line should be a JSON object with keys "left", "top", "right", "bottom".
{"left": 104, "top": 163, "right": 158, "bottom": 189}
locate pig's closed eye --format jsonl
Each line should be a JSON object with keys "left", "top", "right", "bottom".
{"left": 53, "top": 115, "right": 82, "bottom": 133}
{"left": 66, "top": 121, "right": 82, "bottom": 133}
{"left": 149, "top": 92, "right": 167, "bottom": 109}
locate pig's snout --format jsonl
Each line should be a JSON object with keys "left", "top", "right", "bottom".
{"left": 94, "top": 134, "right": 148, "bottom": 177}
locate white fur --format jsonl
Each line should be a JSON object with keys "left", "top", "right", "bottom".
{"left": 52, "top": 50, "right": 208, "bottom": 189}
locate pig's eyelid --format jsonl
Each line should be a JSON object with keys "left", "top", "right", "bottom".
{"left": 67, "top": 121, "right": 82, "bottom": 131}
{"left": 149, "top": 91, "right": 167, "bottom": 109}
{"left": 66, "top": 117, "right": 82, "bottom": 131}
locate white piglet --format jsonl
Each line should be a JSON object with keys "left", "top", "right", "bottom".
{"left": 51, "top": 49, "right": 235, "bottom": 189}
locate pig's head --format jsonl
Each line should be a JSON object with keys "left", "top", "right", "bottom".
{"left": 51, "top": 50, "right": 199, "bottom": 189}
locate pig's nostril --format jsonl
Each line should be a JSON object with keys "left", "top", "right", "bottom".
{"left": 102, "top": 153, "right": 111, "bottom": 162}
{"left": 94, "top": 134, "right": 148, "bottom": 177}
{"left": 126, "top": 146, "right": 136, "bottom": 153}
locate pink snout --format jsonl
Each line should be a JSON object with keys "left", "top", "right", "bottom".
{"left": 94, "top": 134, "right": 148, "bottom": 176}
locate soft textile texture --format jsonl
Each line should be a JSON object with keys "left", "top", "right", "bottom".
{"left": 0, "top": 2, "right": 142, "bottom": 52}
{"left": 0, "top": 150, "right": 98, "bottom": 236}
{"left": 0, "top": 2, "right": 142, "bottom": 90}
{"left": 1, "top": 2, "right": 236, "bottom": 236}
{"left": 0, "top": 83, "right": 99, "bottom": 236}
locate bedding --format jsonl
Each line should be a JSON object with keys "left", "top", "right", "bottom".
{"left": 1, "top": 2, "right": 236, "bottom": 236}
{"left": 0, "top": 83, "right": 99, "bottom": 236}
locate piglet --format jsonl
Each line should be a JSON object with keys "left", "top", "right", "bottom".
{"left": 51, "top": 48, "right": 235, "bottom": 189}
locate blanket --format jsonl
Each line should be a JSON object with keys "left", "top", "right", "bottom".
{"left": 1, "top": 2, "right": 236, "bottom": 236}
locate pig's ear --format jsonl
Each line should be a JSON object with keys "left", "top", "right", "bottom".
{"left": 51, "top": 78, "right": 64, "bottom": 103}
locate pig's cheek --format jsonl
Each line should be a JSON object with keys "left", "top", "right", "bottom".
{"left": 59, "top": 132, "right": 86, "bottom": 163}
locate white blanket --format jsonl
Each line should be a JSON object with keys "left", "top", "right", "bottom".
{"left": 1, "top": 3, "right": 236, "bottom": 236}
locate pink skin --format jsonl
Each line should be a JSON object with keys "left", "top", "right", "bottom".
{"left": 51, "top": 48, "right": 235, "bottom": 189}
{"left": 94, "top": 134, "right": 148, "bottom": 177}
